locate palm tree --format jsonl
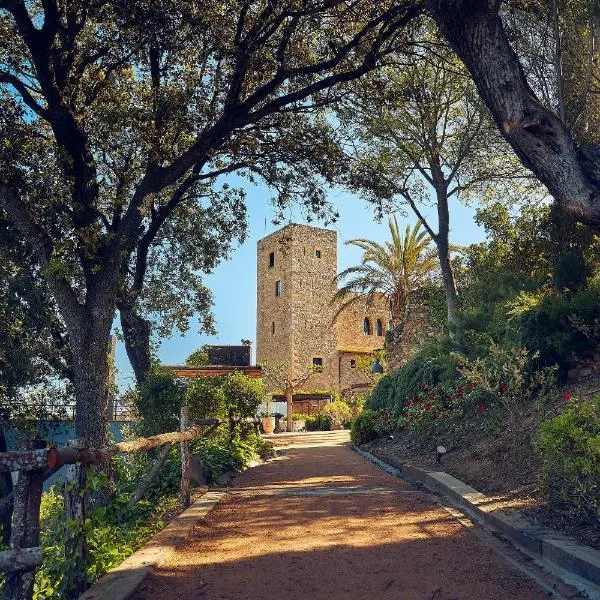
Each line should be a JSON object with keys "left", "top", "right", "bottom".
{"left": 334, "top": 219, "right": 438, "bottom": 326}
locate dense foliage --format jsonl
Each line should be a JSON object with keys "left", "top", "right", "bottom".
{"left": 134, "top": 369, "right": 263, "bottom": 435}
{"left": 367, "top": 339, "right": 460, "bottom": 412}
{"left": 538, "top": 397, "right": 600, "bottom": 535}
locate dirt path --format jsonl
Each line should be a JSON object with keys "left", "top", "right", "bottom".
{"left": 133, "top": 433, "right": 556, "bottom": 600}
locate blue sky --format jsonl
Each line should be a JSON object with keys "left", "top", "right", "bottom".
{"left": 114, "top": 182, "right": 485, "bottom": 390}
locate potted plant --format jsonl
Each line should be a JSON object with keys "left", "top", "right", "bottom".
{"left": 292, "top": 413, "right": 307, "bottom": 432}
{"left": 261, "top": 394, "right": 276, "bottom": 434}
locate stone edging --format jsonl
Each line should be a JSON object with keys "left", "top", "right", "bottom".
{"left": 352, "top": 446, "right": 600, "bottom": 598}
{"left": 79, "top": 491, "right": 224, "bottom": 600}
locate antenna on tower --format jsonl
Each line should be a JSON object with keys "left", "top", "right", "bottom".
{"left": 264, "top": 217, "right": 267, "bottom": 233}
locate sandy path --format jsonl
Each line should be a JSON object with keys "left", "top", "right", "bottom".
{"left": 133, "top": 435, "right": 550, "bottom": 600}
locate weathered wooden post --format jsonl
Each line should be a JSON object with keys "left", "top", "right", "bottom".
{"left": 3, "top": 439, "right": 46, "bottom": 600}
{"left": 62, "top": 439, "right": 89, "bottom": 599}
{"left": 179, "top": 407, "right": 190, "bottom": 508}
{"left": 128, "top": 442, "right": 173, "bottom": 507}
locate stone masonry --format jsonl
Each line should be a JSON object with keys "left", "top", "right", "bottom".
{"left": 256, "top": 223, "right": 388, "bottom": 396}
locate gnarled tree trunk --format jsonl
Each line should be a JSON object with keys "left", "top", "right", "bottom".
{"left": 428, "top": 0, "right": 600, "bottom": 229}
{"left": 119, "top": 305, "right": 152, "bottom": 384}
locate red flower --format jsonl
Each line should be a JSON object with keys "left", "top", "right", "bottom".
{"left": 478, "top": 403, "right": 486, "bottom": 413}
{"left": 500, "top": 385, "right": 508, "bottom": 393}
{"left": 458, "top": 386, "right": 463, "bottom": 393}
{"left": 424, "top": 402, "right": 432, "bottom": 411}
{"left": 419, "top": 383, "right": 426, "bottom": 389}
{"left": 564, "top": 392, "right": 572, "bottom": 401}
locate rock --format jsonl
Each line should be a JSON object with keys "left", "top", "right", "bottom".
{"left": 216, "top": 470, "right": 237, "bottom": 487}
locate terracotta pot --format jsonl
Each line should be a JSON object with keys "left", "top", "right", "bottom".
{"left": 331, "top": 423, "right": 344, "bottom": 430}
{"left": 262, "top": 416, "right": 276, "bottom": 434}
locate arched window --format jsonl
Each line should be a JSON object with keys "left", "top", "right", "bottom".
{"left": 376, "top": 319, "right": 383, "bottom": 336}
{"left": 363, "top": 318, "right": 372, "bottom": 335}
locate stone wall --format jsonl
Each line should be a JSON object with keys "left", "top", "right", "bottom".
{"left": 385, "top": 291, "right": 439, "bottom": 372}
{"left": 256, "top": 227, "right": 294, "bottom": 377}
{"left": 338, "top": 351, "right": 375, "bottom": 395}
{"left": 288, "top": 224, "right": 339, "bottom": 390}
{"left": 334, "top": 293, "right": 388, "bottom": 351}
{"left": 256, "top": 224, "right": 338, "bottom": 391}
{"left": 256, "top": 223, "right": 393, "bottom": 394}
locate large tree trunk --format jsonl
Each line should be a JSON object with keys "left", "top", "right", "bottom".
{"left": 0, "top": 426, "right": 13, "bottom": 545}
{"left": 119, "top": 305, "right": 152, "bottom": 384}
{"left": 434, "top": 186, "right": 461, "bottom": 335}
{"left": 68, "top": 311, "right": 114, "bottom": 450}
{"left": 428, "top": 0, "right": 600, "bottom": 229}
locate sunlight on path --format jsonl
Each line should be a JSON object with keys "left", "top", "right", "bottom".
{"left": 132, "top": 436, "right": 551, "bottom": 600}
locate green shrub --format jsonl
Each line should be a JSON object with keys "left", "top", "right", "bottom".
{"left": 185, "top": 376, "right": 226, "bottom": 421}
{"left": 367, "top": 338, "right": 460, "bottom": 412}
{"left": 514, "top": 286, "right": 600, "bottom": 376}
{"left": 322, "top": 400, "right": 351, "bottom": 425}
{"left": 134, "top": 368, "right": 186, "bottom": 436}
{"left": 222, "top": 371, "right": 263, "bottom": 418}
{"left": 538, "top": 397, "right": 600, "bottom": 530}
{"left": 457, "top": 343, "right": 557, "bottom": 436}
{"left": 351, "top": 409, "right": 378, "bottom": 445}
{"left": 304, "top": 414, "right": 331, "bottom": 431}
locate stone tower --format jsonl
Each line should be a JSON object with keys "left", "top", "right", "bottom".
{"left": 256, "top": 223, "right": 338, "bottom": 389}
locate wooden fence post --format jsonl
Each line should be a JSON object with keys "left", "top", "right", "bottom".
{"left": 4, "top": 439, "right": 45, "bottom": 600}
{"left": 128, "top": 443, "right": 172, "bottom": 507}
{"left": 62, "top": 439, "right": 89, "bottom": 599}
{"left": 179, "top": 407, "right": 190, "bottom": 508}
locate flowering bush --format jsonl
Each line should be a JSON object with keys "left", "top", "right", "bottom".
{"left": 397, "top": 381, "right": 477, "bottom": 433}
{"left": 457, "top": 343, "right": 557, "bottom": 439}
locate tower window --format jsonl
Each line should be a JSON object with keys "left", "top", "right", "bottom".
{"left": 350, "top": 359, "right": 356, "bottom": 368}
{"left": 275, "top": 280, "right": 282, "bottom": 296}
{"left": 269, "top": 252, "right": 275, "bottom": 267}
{"left": 315, "top": 249, "right": 321, "bottom": 258}
{"left": 376, "top": 319, "right": 383, "bottom": 337}
{"left": 363, "top": 318, "right": 372, "bottom": 335}
{"left": 271, "top": 322, "right": 275, "bottom": 334}
{"left": 312, "top": 357, "right": 323, "bottom": 367}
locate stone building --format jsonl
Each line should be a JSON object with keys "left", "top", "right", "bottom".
{"left": 256, "top": 223, "right": 389, "bottom": 397}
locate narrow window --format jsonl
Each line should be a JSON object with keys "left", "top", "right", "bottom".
{"left": 275, "top": 280, "right": 282, "bottom": 296}
{"left": 312, "top": 357, "right": 323, "bottom": 367}
{"left": 271, "top": 322, "right": 275, "bottom": 334}
{"left": 315, "top": 249, "right": 321, "bottom": 258}
{"left": 376, "top": 319, "right": 383, "bottom": 337}
{"left": 350, "top": 359, "right": 356, "bottom": 369}
{"left": 269, "top": 251, "right": 275, "bottom": 267}
{"left": 363, "top": 318, "right": 371, "bottom": 335}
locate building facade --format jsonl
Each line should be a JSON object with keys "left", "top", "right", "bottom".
{"left": 256, "top": 223, "right": 389, "bottom": 396}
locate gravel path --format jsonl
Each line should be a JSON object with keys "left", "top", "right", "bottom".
{"left": 133, "top": 434, "right": 551, "bottom": 599}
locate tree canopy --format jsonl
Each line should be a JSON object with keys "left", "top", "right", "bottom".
{"left": 0, "top": 0, "right": 420, "bottom": 446}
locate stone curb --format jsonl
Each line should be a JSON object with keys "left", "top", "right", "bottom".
{"left": 353, "top": 446, "right": 600, "bottom": 597}
{"left": 79, "top": 491, "right": 225, "bottom": 600}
